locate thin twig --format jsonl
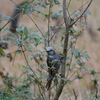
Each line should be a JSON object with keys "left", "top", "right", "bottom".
{"left": 70, "top": 0, "right": 93, "bottom": 27}
{"left": 73, "top": 89, "right": 78, "bottom": 100}
{"left": 67, "top": 0, "right": 72, "bottom": 19}
{"left": 12, "top": 46, "right": 20, "bottom": 67}
{"left": 0, "top": 11, "right": 20, "bottom": 32}
{"left": 0, "top": 0, "right": 24, "bottom": 31}
{"left": 66, "top": 37, "right": 78, "bottom": 78}
{"left": 67, "top": 68, "right": 81, "bottom": 81}
{"left": 53, "top": 0, "right": 69, "bottom": 99}
{"left": 95, "top": 85, "right": 98, "bottom": 99}
{"left": 27, "top": 14, "right": 46, "bottom": 39}
{"left": 63, "top": 68, "right": 81, "bottom": 87}
{"left": 67, "top": 0, "right": 72, "bottom": 9}
{"left": 71, "top": 2, "right": 88, "bottom": 17}
{"left": 56, "top": 4, "right": 71, "bottom": 19}
{"left": 49, "top": 1, "right": 88, "bottom": 42}
{"left": 20, "top": 45, "right": 35, "bottom": 74}
{"left": 38, "top": 83, "right": 46, "bottom": 100}
{"left": 47, "top": 4, "right": 51, "bottom": 46}
{"left": 10, "top": 0, "right": 46, "bottom": 40}
{"left": 20, "top": 45, "right": 45, "bottom": 89}
{"left": 49, "top": 21, "right": 64, "bottom": 42}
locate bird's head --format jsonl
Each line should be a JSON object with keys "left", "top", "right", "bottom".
{"left": 46, "top": 46, "right": 55, "bottom": 55}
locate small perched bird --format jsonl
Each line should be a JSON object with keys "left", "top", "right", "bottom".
{"left": 46, "top": 46, "right": 61, "bottom": 90}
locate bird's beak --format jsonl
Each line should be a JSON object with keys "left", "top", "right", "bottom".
{"left": 46, "top": 50, "right": 49, "bottom": 52}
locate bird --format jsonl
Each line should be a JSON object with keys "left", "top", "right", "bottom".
{"left": 46, "top": 46, "right": 61, "bottom": 90}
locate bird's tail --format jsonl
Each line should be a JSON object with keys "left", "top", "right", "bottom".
{"left": 46, "top": 77, "right": 53, "bottom": 90}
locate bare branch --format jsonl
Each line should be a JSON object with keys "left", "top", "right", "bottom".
{"left": 70, "top": 0, "right": 93, "bottom": 27}
{"left": 73, "top": 89, "right": 78, "bottom": 100}
{"left": 20, "top": 45, "right": 45, "bottom": 89}
{"left": 67, "top": 0, "right": 72, "bottom": 9}
{"left": 47, "top": 4, "right": 51, "bottom": 46}
{"left": 53, "top": 0, "right": 69, "bottom": 99}
{"left": 27, "top": 14, "right": 46, "bottom": 40}
{"left": 95, "top": 85, "right": 98, "bottom": 99}
{"left": 0, "top": 11, "right": 20, "bottom": 32}
{"left": 49, "top": 1, "right": 88, "bottom": 42}
{"left": 71, "top": 1, "right": 88, "bottom": 17}
{"left": 10, "top": 0, "right": 46, "bottom": 40}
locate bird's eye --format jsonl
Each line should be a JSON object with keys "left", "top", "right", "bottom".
{"left": 50, "top": 50, "right": 53, "bottom": 52}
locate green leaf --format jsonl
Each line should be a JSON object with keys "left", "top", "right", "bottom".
{"left": 76, "top": 21, "right": 91, "bottom": 28}
{"left": 73, "top": 49, "right": 81, "bottom": 58}
{"left": 76, "top": 74, "right": 83, "bottom": 79}
{"left": 30, "top": 43, "right": 35, "bottom": 48}
{"left": 26, "top": 49, "right": 32, "bottom": 52}
{"left": 4, "top": 35, "right": 15, "bottom": 40}
{"left": 0, "top": 13, "right": 2, "bottom": 18}
{"left": 31, "top": 32, "right": 41, "bottom": 36}
{"left": 41, "top": 76, "right": 48, "bottom": 79}
{"left": 66, "top": 56, "right": 70, "bottom": 60}
{"left": 7, "top": 75, "right": 14, "bottom": 78}
{"left": 67, "top": 80, "right": 71, "bottom": 84}
{"left": 38, "top": 39, "right": 45, "bottom": 44}
{"left": 97, "top": 28, "right": 100, "bottom": 32}
{"left": 44, "top": 14, "right": 48, "bottom": 18}
{"left": 85, "top": 11, "right": 92, "bottom": 15}
{"left": 0, "top": 48, "right": 5, "bottom": 56}
{"left": 30, "top": 74, "right": 38, "bottom": 78}
{"left": 0, "top": 27, "right": 2, "bottom": 31}
{"left": 90, "top": 69, "right": 96, "bottom": 75}
{"left": 16, "top": 28, "right": 23, "bottom": 33}
{"left": 72, "top": 13, "right": 78, "bottom": 17}
{"left": 16, "top": 50, "right": 22, "bottom": 53}
{"left": 81, "top": 53, "right": 90, "bottom": 60}
{"left": 76, "top": 60, "right": 85, "bottom": 66}
{"left": 73, "top": 51, "right": 79, "bottom": 58}
{"left": 61, "top": 36, "right": 64, "bottom": 42}
{"left": 29, "top": 28, "right": 37, "bottom": 32}
{"left": 50, "top": 11, "right": 53, "bottom": 15}
{"left": 38, "top": 3, "right": 46, "bottom": 8}
{"left": 24, "top": 67, "right": 31, "bottom": 71}
{"left": 54, "top": 0, "right": 60, "bottom": 4}
{"left": 3, "top": 16, "right": 12, "bottom": 20}
{"left": 66, "top": 63, "right": 70, "bottom": 66}
{"left": 4, "top": 29, "right": 13, "bottom": 34}
{"left": 0, "top": 40, "right": 10, "bottom": 44}
{"left": 91, "top": 78, "right": 98, "bottom": 84}
{"left": 34, "top": 8, "right": 42, "bottom": 13}
{"left": 36, "top": 50, "right": 42, "bottom": 54}
{"left": 13, "top": 7, "right": 20, "bottom": 10}
{"left": 23, "top": 26, "right": 28, "bottom": 40}
{"left": 53, "top": 12, "right": 62, "bottom": 19}
{"left": 58, "top": 77, "right": 67, "bottom": 81}
{"left": 58, "top": 9, "right": 63, "bottom": 13}
{"left": 70, "top": 28, "right": 77, "bottom": 34}
{"left": 81, "top": 67, "right": 87, "bottom": 71}
{"left": 22, "top": 3, "right": 33, "bottom": 14}
{"left": 50, "top": 3, "right": 53, "bottom": 8}
{"left": 34, "top": 37, "right": 40, "bottom": 46}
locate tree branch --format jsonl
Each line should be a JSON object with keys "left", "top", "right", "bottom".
{"left": 70, "top": 0, "right": 93, "bottom": 27}
{"left": 1, "top": 0, "right": 46, "bottom": 41}
{"left": 53, "top": 0, "right": 69, "bottom": 99}
{"left": 0, "top": 11, "right": 20, "bottom": 32}
{"left": 49, "top": 1, "right": 88, "bottom": 42}
{"left": 53, "top": 0, "right": 93, "bottom": 100}
{"left": 73, "top": 89, "right": 78, "bottom": 100}
{"left": 47, "top": 4, "right": 51, "bottom": 46}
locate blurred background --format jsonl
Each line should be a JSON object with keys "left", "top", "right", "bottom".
{"left": 0, "top": 0, "right": 100, "bottom": 100}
